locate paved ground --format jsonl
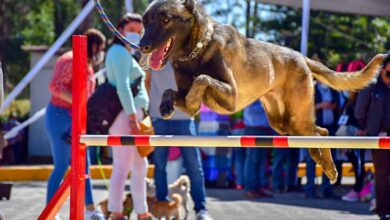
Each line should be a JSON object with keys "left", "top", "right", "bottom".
{"left": 0, "top": 180, "right": 378, "bottom": 220}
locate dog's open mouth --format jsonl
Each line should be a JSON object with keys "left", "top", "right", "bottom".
{"left": 150, "top": 37, "right": 175, "bottom": 70}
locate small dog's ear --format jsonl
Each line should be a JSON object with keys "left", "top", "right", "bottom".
{"left": 182, "top": 0, "right": 196, "bottom": 13}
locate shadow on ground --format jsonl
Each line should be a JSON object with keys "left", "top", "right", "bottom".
{"left": 206, "top": 186, "right": 373, "bottom": 216}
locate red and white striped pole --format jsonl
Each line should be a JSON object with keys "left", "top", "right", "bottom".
{"left": 70, "top": 35, "right": 88, "bottom": 220}
{"left": 80, "top": 135, "right": 390, "bottom": 149}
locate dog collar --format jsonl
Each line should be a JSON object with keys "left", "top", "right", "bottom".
{"left": 178, "top": 23, "right": 212, "bottom": 62}
{"left": 178, "top": 42, "right": 204, "bottom": 62}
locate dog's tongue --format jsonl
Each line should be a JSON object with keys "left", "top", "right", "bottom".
{"left": 150, "top": 45, "right": 165, "bottom": 70}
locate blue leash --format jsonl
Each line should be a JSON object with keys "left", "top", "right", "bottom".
{"left": 93, "top": 0, "right": 150, "bottom": 69}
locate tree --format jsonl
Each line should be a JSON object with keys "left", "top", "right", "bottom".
{"left": 252, "top": 4, "right": 390, "bottom": 67}
{"left": 0, "top": 0, "right": 149, "bottom": 98}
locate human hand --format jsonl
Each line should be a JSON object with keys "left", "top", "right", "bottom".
{"left": 356, "top": 129, "right": 367, "bottom": 136}
{"left": 129, "top": 120, "right": 141, "bottom": 135}
{"left": 0, "top": 131, "right": 8, "bottom": 159}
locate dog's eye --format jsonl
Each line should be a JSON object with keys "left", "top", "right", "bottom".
{"left": 162, "top": 18, "right": 170, "bottom": 24}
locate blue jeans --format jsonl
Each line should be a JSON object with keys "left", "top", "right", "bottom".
{"left": 272, "top": 149, "right": 300, "bottom": 190}
{"left": 233, "top": 148, "right": 246, "bottom": 186}
{"left": 152, "top": 118, "right": 206, "bottom": 212}
{"left": 243, "top": 126, "right": 272, "bottom": 191}
{"left": 347, "top": 149, "right": 366, "bottom": 192}
{"left": 45, "top": 103, "right": 94, "bottom": 205}
{"left": 304, "top": 149, "right": 335, "bottom": 196}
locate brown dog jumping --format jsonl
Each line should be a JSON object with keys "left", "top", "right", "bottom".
{"left": 139, "top": 0, "right": 387, "bottom": 182}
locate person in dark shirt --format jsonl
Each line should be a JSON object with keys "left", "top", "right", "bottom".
{"left": 355, "top": 54, "right": 390, "bottom": 220}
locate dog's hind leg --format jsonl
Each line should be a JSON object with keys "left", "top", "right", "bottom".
{"left": 185, "top": 74, "right": 237, "bottom": 116}
{"left": 280, "top": 68, "right": 337, "bottom": 182}
{"left": 290, "top": 124, "right": 338, "bottom": 182}
{"left": 260, "top": 93, "right": 289, "bottom": 135}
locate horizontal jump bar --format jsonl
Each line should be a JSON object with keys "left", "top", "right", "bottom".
{"left": 80, "top": 135, "right": 390, "bottom": 149}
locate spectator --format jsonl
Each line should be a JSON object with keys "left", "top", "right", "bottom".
{"left": 45, "top": 29, "right": 106, "bottom": 220}
{"left": 231, "top": 114, "right": 245, "bottom": 190}
{"left": 304, "top": 80, "right": 341, "bottom": 198}
{"left": 146, "top": 63, "right": 213, "bottom": 220}
{"left": 272, "top": 148, "right": 300, "bottom": 193}
{"left": 105, "top": 13, "right": 152, "bottom": 220}
{"left": 337, "top": 91, "right": 367, "bottom": 202}
{"left": 355, "top": 54, "right": 390, "bottom": 220}
{"left": 242, "top": 100, "right": 273, "bottom": 198}
{"left": 1, "top": 112, "right": 25, "bottom": 164}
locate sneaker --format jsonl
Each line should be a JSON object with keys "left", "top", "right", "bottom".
{"left": 342, "top": 190, "right": 359, "bottom": 202}
{"left": 244, "top": 190, "right": 265, "bottom": 199}
{"left": 369, "top": 199, "right": 376, "bottom": 212}
{"left": 196, "top": 209, "right": 213, "bottom": 220}
{"left": 85, "top": 210, "right": 105, "bottom": 220}
{"left": 359, "top": 181, "right": 374, "bottom": 202}
{"left": 258, "top": 188, "right": 273, "bottom": 198}
{"left": 380, "top": 214, "right": 390, "bottom": 220}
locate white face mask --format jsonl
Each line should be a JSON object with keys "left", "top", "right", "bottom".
{"left": 125, "top": 32, "right": 140, "bottom": 45}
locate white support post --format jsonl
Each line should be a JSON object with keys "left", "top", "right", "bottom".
{"left": 0, "top": 0, "right": 95, "bottom": 113}
{"left": 125, "top": 0, "right": 133, "bottom": 13}
{"left": 300, "top": 0, "right": 311, "bottom": 56}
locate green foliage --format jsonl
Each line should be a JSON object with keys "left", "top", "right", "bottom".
{"left": 0, "top": 0, "right": 149, "bottom": 99}
{"left": 253, "top": 5, "right": 390, "bottom": 66}
{"left": 21, "top": 1, "right": 55, "bottom": 45}
{"left": 204, "top": 1, "right": 389, "bottom": 67}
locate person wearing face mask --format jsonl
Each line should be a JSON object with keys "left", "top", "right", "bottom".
{"left": 45, "top": 28, "right": 106, "bottom": 220}
{"left": 355, "top": 54, "right": 390, "bottom": 220}
{"left": 105, "top": 13, "right": 152, "bottom": 220}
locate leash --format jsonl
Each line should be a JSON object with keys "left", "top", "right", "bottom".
{"left": 93, "top": 0, "right": 151, "bottom": 70}
{"left": 93, "top": 0, "right": 139, "bottom": 50}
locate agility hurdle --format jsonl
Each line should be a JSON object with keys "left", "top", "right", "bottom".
{"left": 80, "top": 135, "right": 390, "bottom": 149}
{"left": 38, "top": 35, "right": 390, "bottom": 220}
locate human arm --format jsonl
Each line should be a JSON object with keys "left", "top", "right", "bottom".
{"left": 354, "top": 88, "right": 371, "bottom": 134}
{"left": 49, "top": 56, "right": 73, "bottom": 103}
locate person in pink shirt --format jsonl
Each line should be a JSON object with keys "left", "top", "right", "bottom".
{"left": 45, "top": 29, "right": 106, "bottom": 220}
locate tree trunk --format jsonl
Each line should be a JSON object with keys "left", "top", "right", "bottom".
{"left": 251, "top": 1, "right": 258, "bottom": 38}
{"left": 54, "top": 0, "right": 64, "bottom": 39}
{"left": 78, "top": 0, "right": 94, "bottom": 34}
{"left": 245, "top": 0, "right": 251, "bottom": 38}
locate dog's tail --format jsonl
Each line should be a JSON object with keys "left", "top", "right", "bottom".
{"left": 306, "top": 54, "right": 387, "bottom": 91}
{"left": 170, "top": 193, "right": 182, "bottom": 206}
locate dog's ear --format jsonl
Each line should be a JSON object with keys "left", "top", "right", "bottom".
{"left": 182, "top": 0, "right": 196, "bottom": 13}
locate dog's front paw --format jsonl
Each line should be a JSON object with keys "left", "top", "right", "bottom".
{"left": 160, "top": 101, "right": 175, "bottom": 119}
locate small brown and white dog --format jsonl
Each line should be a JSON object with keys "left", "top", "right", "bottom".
{"left": 99, "top": 175, "right": 190, "bottom": 219}
{"left": 98, "top": 192, "right": 156, "bottom": 218}
{"left": 148, "top": 175, "right": 191, "bottom": 219}
{"left": 151, "top": 193, "right": 182, "bottom": 220}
